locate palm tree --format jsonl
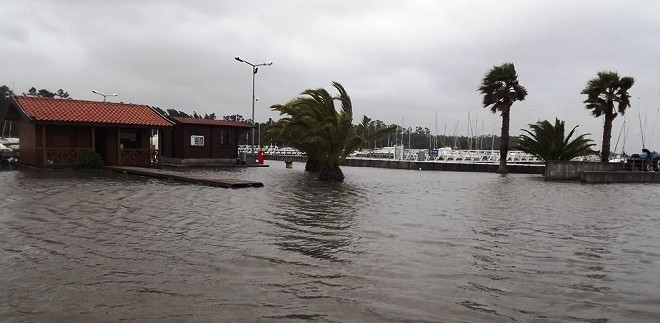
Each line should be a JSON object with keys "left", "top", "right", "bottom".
{"left": 265, "top": 102, "right": 323, "bottom": 172}
{"left": 581, "top": 71, "right": 635, "bottom": 162}
{"left": 266, "top": 82, "right": 395, "bottom": 181}
{"left": 478, "top": 63, "right": 528, "bottom": 174}
{"left": 517, "top": 118, "right": 595, "bottom": 161}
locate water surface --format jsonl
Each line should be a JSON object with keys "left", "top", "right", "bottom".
{"left": 1, "top": 162, "right": 659, "bottom": 322}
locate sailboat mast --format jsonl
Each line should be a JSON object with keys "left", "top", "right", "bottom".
{"left": 453, "top": 120, "right": 459, "bottom": 149}
{"left": 474, "top": 113, "right": 478, "bottom": 150}
{"left": 637, "top": 97, "right": 645, "bottom": 148}
{"left": 434, "top": 112, "right": 438, "bottom": 150}
{"left": 649, "top": 94, "right": 660, "bottom": 146}
{"left": 491, "top": 122, "right": 496, "bottom": 151}
{"left": 480, "top": 120, "right": 485, "bottom": 150}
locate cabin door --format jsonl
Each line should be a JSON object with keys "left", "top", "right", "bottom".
{"left": 95, "top": 127, "right": 108, "bottom": 162}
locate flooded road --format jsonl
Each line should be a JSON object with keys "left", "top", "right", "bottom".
{"left": 1, "top": 162, "right": 660, "bottom": 322}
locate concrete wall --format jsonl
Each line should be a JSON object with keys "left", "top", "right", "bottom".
{"left": 545, "top": 161, "right": 623, "bottom": 180}
{"left": 582, "top": 171, "right": 660, "bottom": 183}
{"left": 342, "top": 158, "right": 544, "bottom": 174}
{"left": 264, "top": 155, "right": 544, "bottom": 174}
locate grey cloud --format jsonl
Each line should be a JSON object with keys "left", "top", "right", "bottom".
{"left": 2, "top": 0, "right": 660, "bottom": 150}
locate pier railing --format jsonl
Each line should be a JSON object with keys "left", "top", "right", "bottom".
{"left": 244, "top": 145, "right": 543, "bottom": 165}
{"left": 354, "top": 148, "right": 543, "bottom": 164}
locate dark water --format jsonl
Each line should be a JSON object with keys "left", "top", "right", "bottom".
{"left": 1, "top": 162, "right": 660, "bottom": 322}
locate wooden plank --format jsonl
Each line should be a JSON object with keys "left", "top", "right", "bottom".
{"left": 106, "top": 166, "right": 264, "bottom": 188}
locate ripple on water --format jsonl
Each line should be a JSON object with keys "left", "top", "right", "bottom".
{"left": 1, "top": 164, "right": 660, "bottom": 322}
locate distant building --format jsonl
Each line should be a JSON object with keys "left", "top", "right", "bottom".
{"left": 4, "top": 96, "right": 173, "bottom": 167}
{"left": 161, "top": 117, "right": 253, "bottom": 166}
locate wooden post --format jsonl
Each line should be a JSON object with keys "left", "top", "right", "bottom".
{"left": 117, "top": 128, "right": 122, "bottom": 165}
{"left": 91, "top": 127, "right": 95, "bottom": 152}
{"left": 157, "top": 128, "right": 162, "bottom": 165}
{"left": 41, "top": 125, "right": 47, "bottom": 166}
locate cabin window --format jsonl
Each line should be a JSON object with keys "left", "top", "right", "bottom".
{"left": 120, "top": 131, "right": 140, "bottom": 149}
{"left": 190, "top": 135, "right": 205, "bottom": 146}
{"left": 219, "top": 129, "right": 232, "bottom": 145}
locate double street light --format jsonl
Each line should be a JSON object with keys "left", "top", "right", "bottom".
{"left": 91, "top": 90, "right": 118, "bottom": 102}
{"left": 235, "top": 56, "right": 272, "bottom": 158}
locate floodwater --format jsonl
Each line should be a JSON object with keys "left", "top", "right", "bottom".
{"left": 1, "top": 162, "right": 659, "bottom": 322}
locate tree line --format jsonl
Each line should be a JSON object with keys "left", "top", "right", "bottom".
{"left": 151, "top": 107, "right": 218, "bottom": 120}
{"left": 356, "top": 122, "right": 504, "bottom": 151}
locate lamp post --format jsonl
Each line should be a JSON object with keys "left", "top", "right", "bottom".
{"left": 91, "top": 90, "right": 118, "bottom": 102}
{"left": 235, "top": 56, "right": 272, "bottom": 159}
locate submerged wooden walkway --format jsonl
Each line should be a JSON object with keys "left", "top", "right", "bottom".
{"left": 106, "top": 166, "right": 264, "bottom": 188}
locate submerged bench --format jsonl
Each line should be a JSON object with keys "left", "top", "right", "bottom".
{"left": 106, "top": 166, "right": 264, "bottom": 188}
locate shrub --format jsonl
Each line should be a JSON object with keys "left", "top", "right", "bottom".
{"left": 80, "top": 152, "right": 105, "bottom": 169}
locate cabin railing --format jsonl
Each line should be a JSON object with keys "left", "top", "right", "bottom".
{"left": 35, "top": 147, "right": 161, "bottom": 167}
{"left": 36, "top": 147, "right": 94, "bottom": 166}
{"left": 120, "top": 149, "right": 161, "bottom": 166}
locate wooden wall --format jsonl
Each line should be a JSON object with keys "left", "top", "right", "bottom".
{"left": 45, "top": 126, "right": 91, "bottom": 148}
{"left": 106, "top": 128, "right": 119, "bottom": 165}
{"left": 18, "top": 123, "right": 36, "bottom": 165}
{"left": 166, "top": 124, "right": 245, "bottom": 160}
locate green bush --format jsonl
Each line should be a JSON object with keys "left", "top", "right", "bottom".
{"left": 80, "top": 152, "right": 105, "bottom": 169}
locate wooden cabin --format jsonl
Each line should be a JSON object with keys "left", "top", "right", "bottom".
{"left": 161, "top": 117, "right": 253, "bottom": 166}
{"left": 5, "top": 96, "right": 173, "bottom": 167}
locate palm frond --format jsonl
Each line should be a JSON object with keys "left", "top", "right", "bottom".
{"left": 478, "top": 62, "right": 527, "bottom": 113}
{"left": 517, "top": 118, "right": 595, "bottom": 161}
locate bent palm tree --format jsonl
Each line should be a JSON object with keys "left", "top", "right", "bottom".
{"left": 581, "top": 71, "right": 635, "bottom": 162}
{"left": 266, "top": 82, "right": 394, "bottom": 181}
{"left": 517, "top": 118, "right": 595, "bottom": 161}
{"left": 265, "top": 102, "right": 322, "bottom": 172}
{"left": 478, "top": 63, "right": 528, "bottom": 174}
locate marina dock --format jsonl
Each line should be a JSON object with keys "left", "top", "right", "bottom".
{"left": 106, "top": 166, "right": 264, "bottom": 188}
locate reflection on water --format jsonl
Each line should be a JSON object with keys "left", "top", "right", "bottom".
{"left": 1, "top": 163, "right": 660, "bottom": 322}
{"left": 269, "top": 178, "right": 362, "bottom": 262}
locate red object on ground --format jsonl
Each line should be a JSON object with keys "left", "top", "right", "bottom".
{"left": 257, "top": 150, "right": 265, "bottom": 164}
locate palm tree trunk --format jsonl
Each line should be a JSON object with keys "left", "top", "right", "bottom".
{"left": 497, "top": 105, "right": 511, "bottom": 174}
{"left": 318, "top": 165, "right": 344, "bottom": 181}
{"left": 305, "top": 156, "right": 320, "bottom": 172}
{"left": 601, "top": 112, "right": 614, "bottom": 162}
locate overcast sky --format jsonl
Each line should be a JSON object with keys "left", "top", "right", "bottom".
{"left": 2, "top": 0, "right": 660, "bottom": 151}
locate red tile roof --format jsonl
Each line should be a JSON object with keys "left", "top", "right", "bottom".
{"left": 171, "top": 117, "right": 254, "bottom": 128}
{"left": 13, "top": 96, "right": 173, "bottom": 127}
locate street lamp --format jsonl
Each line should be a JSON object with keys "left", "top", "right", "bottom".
{"left": 91, "top": 90, "right": 118, "bottom": 102}
{"left": 235, "top": 56, "right": 272, "bottom": 158}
